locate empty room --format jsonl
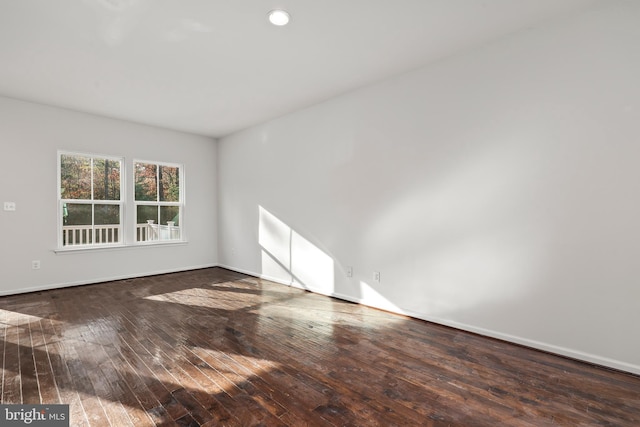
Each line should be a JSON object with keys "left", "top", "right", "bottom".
{"left": 1, "top": 0, "right": 639, "bottom": 425}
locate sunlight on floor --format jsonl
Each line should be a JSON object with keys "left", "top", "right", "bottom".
{"left": 0, "top": 309, "right": 46, "bottom": 325}
{"left": 144, "top": 287, "right": 258, "bottom": 311}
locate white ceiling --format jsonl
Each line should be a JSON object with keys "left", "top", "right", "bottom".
{"left": 0, "top": 0, "right": 601, "bottom": 138}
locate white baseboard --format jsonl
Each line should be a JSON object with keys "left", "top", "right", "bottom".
{"left": 337, "top": 290, "right": 640, "bottom": 375}
{"left": 216, "top": 264, "right": 278, "bottom": 281}
{"left": 218, "top": 264, "right": 640, "bottom": 376}
{"left": 0, "top": 263, "right": 218, "bottom": 297}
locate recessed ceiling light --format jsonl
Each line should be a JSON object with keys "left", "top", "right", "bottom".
{"left": 268, "top": 9, "right": 290, "bottom": 26}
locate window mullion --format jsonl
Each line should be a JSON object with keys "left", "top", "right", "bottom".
{"left": 90, "top": 157, "right": 95, "bottom": 201}
{"left": 156, "top": 164, "right": 160, "bottom": 204}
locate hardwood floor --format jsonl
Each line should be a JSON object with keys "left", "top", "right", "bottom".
{"left": 1, "top": 268, "right": 638, "bottom": 426}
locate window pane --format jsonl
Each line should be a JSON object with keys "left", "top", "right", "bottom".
{"left": 95, "top": 204, "right": 120, "bottom": 225}
{"left": 93, "top": 159, "right": 121, "bottom": 201}
{"left": 62, "top": 203, "right": 91, "bottom": 246}
{"left": 159, "top": 165, "right": 180, "bottom": 202}
{"left": 160, "top": 206, "right": 180, "bottom": 226}
{"left": 137, "top": 205, "right": 158, "bottom": 225}
{"left": 135, "top": 163, "right": 157, "bottom": 201}
{"left": 161, "top": 206, "right": 180, "bottom": 240}
{"left": 94, "top": 204, "right": 120, "bottom": 244}
{"left": 137, "top": 205, "right": 158, "bottom": 242}
{"left": 63, "top": 203, "right": 92, "bottom": 226}
{"left": 60, "top": 155, "right": 91, "bottom": 199}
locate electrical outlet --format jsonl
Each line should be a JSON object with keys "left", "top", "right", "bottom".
{"left": 3, "top": 202, "right": 16, "bottom": 211}
{"left": 32, "top": 260, "right": 41, "bottom": 270}
{"left": 373, "top": 271, "right": 380, "bottom": 282}
{"left": 346, "top": 266, "right": 353, "bottom": 278}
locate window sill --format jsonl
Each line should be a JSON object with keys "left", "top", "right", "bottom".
{"left": 54, "top": 240, "right": 188, "bottom": 254}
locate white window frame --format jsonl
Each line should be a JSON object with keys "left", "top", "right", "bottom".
{"left": 57, "top": 151, "right": 124, "bottom": 249}
{"left": 134, "top": 159, "right": 185, "bottom": 244}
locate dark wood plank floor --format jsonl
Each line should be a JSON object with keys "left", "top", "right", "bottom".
{"left": 1, "top": 268, "right": 638, "bottom": 426}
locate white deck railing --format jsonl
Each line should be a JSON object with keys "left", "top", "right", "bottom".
{"left": 62, "top": 222, "right": 179, "bottom": 246}
{"left": 62, "top": 224, "right": 120, "bottom": 245}
{"left": 141, "top": 221, "right": 180, "bottom": 241}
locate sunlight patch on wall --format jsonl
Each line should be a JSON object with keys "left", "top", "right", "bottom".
{"left": 259, "top": 206, "right": 334, "bottom": 293}
{"left": 259, "top": 207, "right": 291, "bottom": 271}
{"left": 290, "top": 230, "right": 334, "bottom": 292}
{"left": 358, "top": 281, "right": 405, "bottom": 315}
{"left": 260, "top": 249, "right": 292, "bottom": 282}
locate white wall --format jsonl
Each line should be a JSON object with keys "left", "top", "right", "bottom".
{"left": 218, "top": 1, "right": 640, "bottom": 374}
{"left": 0, "top": 96, "right": 218, "bottom": 294}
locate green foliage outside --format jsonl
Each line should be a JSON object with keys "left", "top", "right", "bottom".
{"left": 135, "top": 163, "right": 180, "bottom": 202}
{"left": 60, "top": 155, "right": 120, "bottom": 200}
{"left": 60, "top": 155, "right": 121, "bottom": 225}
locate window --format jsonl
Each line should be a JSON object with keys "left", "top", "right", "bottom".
{"left": 58, "top": 152, "right": 123, "bottom": 247}
{"left": 135, "top": 161, "right": 183, "bottom": 242}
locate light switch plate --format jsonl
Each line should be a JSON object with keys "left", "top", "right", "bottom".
{"left": 3, "top": 202, "right": 16, "bottom": 211}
